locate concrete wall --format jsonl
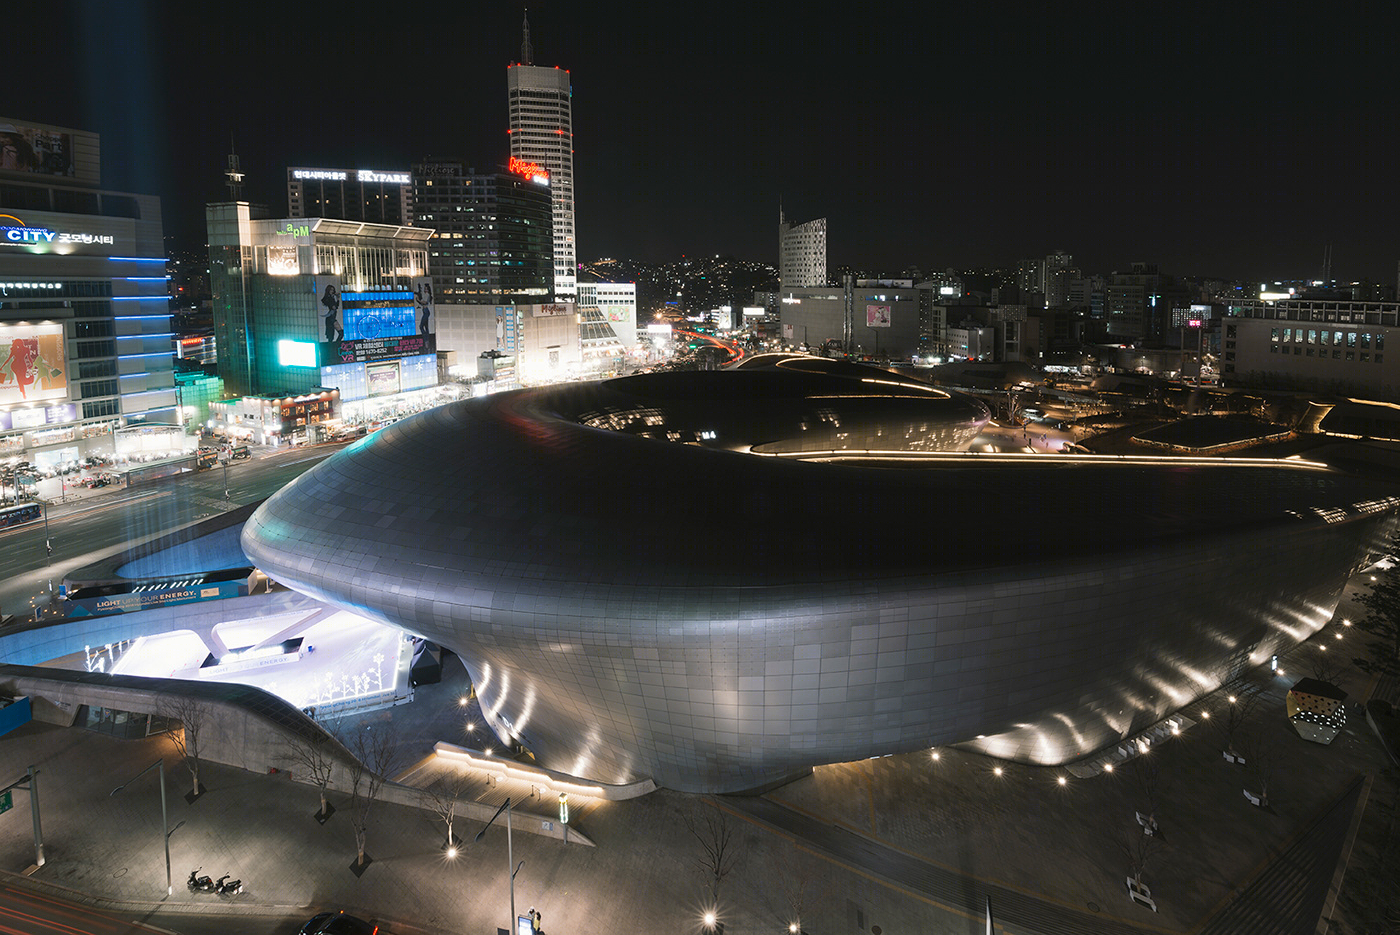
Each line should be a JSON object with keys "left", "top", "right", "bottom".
{"left": 0, "top": 664, "right": 591, "bottom": 845}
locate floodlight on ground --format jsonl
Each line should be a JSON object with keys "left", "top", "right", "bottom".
{"left": 1335, "top": 632, "right": 1343, "bottom": 639}
{"left": 1104, "top": 763, "right": 1114, "bottom": 773}
{"left": 446, "top": 846, "right": 457, "bottom": 859}
{"left": 993, "top": 766, "right": 1003, "bottom": 776}
{"left": 702, "top": 910, "right": 718, "bottom": 930}
{"left": 1343, "top": 618, "right": 1352, "bottom": 626}
{"left": 1228, "top": 695, "right": 1237, "bottom": 703}
{"left": 1057, "top": 775, "right": 1067, "bottom": 786}
{"left": 790, "top": 922, "right": 799, "bottom": 933}
{"left": 459, "top": 697, "right": 469, "bottom": 707}
{"left": 930, "top": 749, "right": 940, "bottom": 761}
{"left": 1201, "top": 710, "right": 1211, "bottom": 719}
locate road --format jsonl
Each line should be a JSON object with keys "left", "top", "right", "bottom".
{"left": 0, "top": 444, "right": 349, "bottom": 620}
{"left": 0, "top": 879, "right": 326, "bottom": 935}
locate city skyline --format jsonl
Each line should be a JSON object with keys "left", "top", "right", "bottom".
{"left": 4, "top": 3, "right": 1398, "bottom": 282}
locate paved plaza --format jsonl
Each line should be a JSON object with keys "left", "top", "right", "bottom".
{"left": 0, "top": 573, "right": 1394, "bottom": 934}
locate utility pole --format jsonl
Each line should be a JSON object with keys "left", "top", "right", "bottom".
{"left": 475, "top": 797, "right": 524, "bottom": 934}
{"left": 2, "top": 766, "right": 45, "bottom": 870}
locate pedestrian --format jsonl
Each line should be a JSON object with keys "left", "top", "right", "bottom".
{"left": 533, "top": 909, "right": 542, "bottom": 933}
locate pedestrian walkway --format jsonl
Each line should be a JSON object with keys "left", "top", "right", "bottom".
{"left": 724, "top": 774, "right": 1368, "bottom": 935}
{"left": 1196, "top": 776, "right": 1366, "bottom": 935}
{"left": 720, "top": 795, "right": 1163, "bottom": 935}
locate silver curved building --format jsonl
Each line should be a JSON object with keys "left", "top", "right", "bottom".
{"left": 243, "top": 358, "right": 1400, "bottom": 793}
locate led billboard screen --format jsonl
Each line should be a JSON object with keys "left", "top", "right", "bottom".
{"left": 0, "top": 322, "right": 67, "bottom": 405}
{"left": 316, "top": 276, "right": 437, "bottom": 365}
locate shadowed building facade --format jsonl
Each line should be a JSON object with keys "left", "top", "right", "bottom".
{"left": 242, "top": 357, "right": 1400, "bottom": 793}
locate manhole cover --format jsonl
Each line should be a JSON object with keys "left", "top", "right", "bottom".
{"left": 872, "top": 928, "right": 882, "bottom": 935}
{"left": 112, "top": 867, "right": 127, "bottom": 878}
{"left": 1087, "top": 901, "right": 1100, "bottom": 913}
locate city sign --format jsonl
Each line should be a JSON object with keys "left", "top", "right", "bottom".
{"left": 0, "top": 214, "right": 113, "bottom": 246}
{"left": 359, "top": 170, "right": 410, "bottom": 184}
{"left": 0, "top": 790, "right": 10, "bottom": 814}
{"left": 292, "top": 169, "right": 411, "bottom": 184}
{"left": 508, "top": 156, "right": 550, "bottom": 184}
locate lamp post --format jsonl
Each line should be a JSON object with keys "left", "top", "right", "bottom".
{"left": 42, "top": 499, "right": 52, "bottom": 599}
{"left": 110, "top": 757, "right": 173, "bottom": 897}
{"left": 475, "top": 797, "right": 522, "bottom": 934}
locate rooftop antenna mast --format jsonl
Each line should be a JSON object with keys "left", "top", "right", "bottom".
{"left": 521, "top": 8, "right": 533, "bottom": 65}
{"left": 224, "top": 134, "right": 244, "bottom": 200}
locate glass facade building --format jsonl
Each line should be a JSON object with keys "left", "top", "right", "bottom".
{"left": 508, "top": 64, "right": 575, "bottom": 300}
{"left": 411, "top": 162, "right": 554, "bottom": 305}
{"left": 0, "top": 117, "right": 176, "bottom": 468}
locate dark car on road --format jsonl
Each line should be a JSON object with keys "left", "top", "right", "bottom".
{"left": 298, "top": 911, "right": 379, "bottom": 935}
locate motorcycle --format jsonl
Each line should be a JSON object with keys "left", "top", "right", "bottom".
{"left": 214, "top": 874, "right": 242, "bottom": 896}
{"left": 187, "top": 868, "right": 214, "bottom": 892}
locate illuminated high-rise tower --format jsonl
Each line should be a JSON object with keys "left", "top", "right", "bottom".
{"left": 508, "top": 11, "right": 575, "bottom": 300}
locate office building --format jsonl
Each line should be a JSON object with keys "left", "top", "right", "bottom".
{"left": 286, "top": 167, "right": 413, "bottom": 226}
{"left": 205, "top": 202, "right": 437, "bottom": 424}
{"left": 1043, "top": 250, "right": 1076, "bottom": 308}
{"left": 411, "top": 160, "right": 554, "bottom": 304}
{"left": 779, "top": 212, "right": 827, "bottom": 288}
{"left": 508, "top": 18, "right": 576, "bottom": 300}
{"left": 576, "top": 281, "right": 637, "bottom": 347}
{"left": 779, "top": 278, "right": 919, "bottom": 357}
{"left": 1224, "top": 298, "right": 1400, "bottom": 398}
{"left": 0, "top": 117, "right": 177, "bottom": 468}
{"left": 245, "top": 356, "right": 1398, "bottom": 792}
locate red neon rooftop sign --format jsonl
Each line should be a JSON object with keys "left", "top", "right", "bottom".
{"left": 508, "top": 156, "right": 549, "bottom": 184}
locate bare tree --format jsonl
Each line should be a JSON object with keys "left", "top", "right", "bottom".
{"left": 774, "top": 839, "right": 821, "bottom": 935}
{"left": 1352, "top": 544, "right": 1400, "bottom": 680}
{"left": 1205, "top": 671, "right": 1269, "bottom": 761}
{"left": 1105, "top": 810, "right": 1161, "bottom": 903}
{"left": 1305, "top": 641, "right": 1348, "bottom": 686}
{"left": 422, "top": 771, "right": 475, "bottom": 850}
{"left": 1239, "top": 728, "right": 1278, "bottom": 808}
{"left": 279, "top": 723, "right": 340, "bottom": 822}
{"left": 338, "top": 722, "right": 400, "bottom": 870}
{"left": 159, "top": 695, "right": 210, "bottom": 800}
{"left": 682, "top": 801, "right": 739, "bottom": 905}
{"left": 1130, "top": 744, "right": 1169, "bottom": 836}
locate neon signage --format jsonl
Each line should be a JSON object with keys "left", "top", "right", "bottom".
{"left": 0, "top": 214, "right": 114, "bottom": 246}
{"left": 293, "top": 169, "right": 348, "bottom": 180}
{"left": 279, "top": 223, "right": 311, "bottom": 237}
{"left": 508, "top": 157, "right": 549, "bottom": 185}
{"left": 359, "top": 170, "right": 410, "bottom": 184}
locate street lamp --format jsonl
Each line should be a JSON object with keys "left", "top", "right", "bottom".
{"left": 110, "top": 757, "right": 176, "bottom": 897}
{"left": 475, "top": 796, "right": 523, "bottom": 933}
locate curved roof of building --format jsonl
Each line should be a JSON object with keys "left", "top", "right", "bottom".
{"left": 245, "top": 362, "right": 1399, "bottom": 590}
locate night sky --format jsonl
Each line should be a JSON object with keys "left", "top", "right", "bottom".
{"left": 6, "top": 3, "right": 1399, "bottom": 282}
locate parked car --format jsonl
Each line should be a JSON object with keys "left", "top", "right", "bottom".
{"left": 298, "top": 911, "right": 379, "bottom": 935}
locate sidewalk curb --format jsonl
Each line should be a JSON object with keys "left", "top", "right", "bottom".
{"left": 0, "top": 865, "right": 450, "bottom": 934}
